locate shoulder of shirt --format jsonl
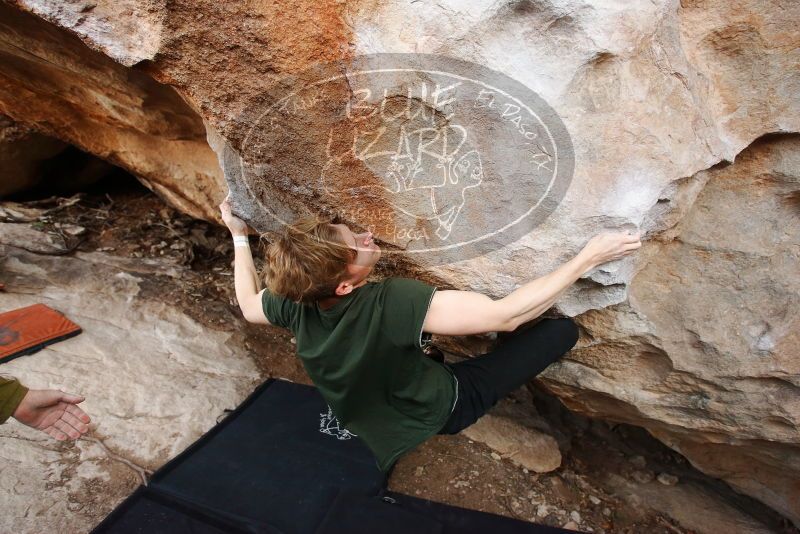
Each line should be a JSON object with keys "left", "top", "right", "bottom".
{"left": 373, "top": 276, "right": 399, "bottom": 287}
{"left": 382, "top": 276, "right": 419, "bottom": 285}
{"left": 383, "top": 277, "right": 435, "bottom": 290}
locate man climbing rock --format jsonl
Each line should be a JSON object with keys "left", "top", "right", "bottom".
{"left": 220, "top": 196, "right": 641, "bottom": 474}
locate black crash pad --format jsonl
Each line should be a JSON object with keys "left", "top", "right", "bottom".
{"left": 93, "top": 379, "right": 573, "bottom": 533}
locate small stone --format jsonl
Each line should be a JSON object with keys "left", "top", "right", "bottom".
{"left": 562, "top": 521, "right": 580, "bottom": 531}
{"left": 490, "top": 452, "right": 501, "bottom": 461}
{"left": 631, "top": 469, "right": 655, "bottom": 484}
{"left": 548, "top": 476, "right": 576, "bottom": 502}
{"left": 415, "top": 466, "right": 424, "bottom": 477}
{"left": 67, "top": 500, "right": 83, "bottom": 511}
{"left": 461, "top": 414, "right": 561, "bottom": 472}
{"left": 536, "top": 504, "right": 549, "bottom": 518}
{"left": 570, "top": 511, "right": 581, "bottom": 523}
{"left": 542, "top": 514, "right": 560, "bottom": 527}
{"left": 589, "top": 495, "right": 601, "bottom": 505}
{"left": 290, "top": 337, "right": 296, "bottom": 344}
{"left": 62, "top": 224, "right": 86, "bottom": 236}
{"left": 629, "top": 455, "right": 647, "bottom": 468}
{"left": 523, "top": 468, "right": 529, "bottom": 474}
{"left": 657, "top": 473, "right": 679, "bottom": 486}
{"left": 603, "top": 507, "right": 612, "bottom": 517}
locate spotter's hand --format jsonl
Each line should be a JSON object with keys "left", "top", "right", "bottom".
{"left": 12, "top": 389, "right": 91, "bottom": 441}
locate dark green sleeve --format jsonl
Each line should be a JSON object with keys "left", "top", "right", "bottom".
{"left": 0, "top": 377, "right": 28, "bottom": 424}
{"left": 261, "top": 288, "right": 299, "bottom": 329}
{"left": 384, "top": 277, "right": 438, "bottom": 350}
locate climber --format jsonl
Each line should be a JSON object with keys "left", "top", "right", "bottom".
{"left": 219, "top": 195, "right": 641, "bottom": 474}
{"left": 0, "top": 376, "right": 91, "bottom": 440}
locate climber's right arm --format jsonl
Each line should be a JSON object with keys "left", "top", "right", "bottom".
{"left": 423, "top": 230, "right": 643, "bottom": 335}
{"left": 422, "top": 250, "right": 597, "bottom": 336}
{"left": 494, "top": 251, "right": 597, "bottom": 331}
{"left": 423, "top": 290, "right": 511, "bottom": 335}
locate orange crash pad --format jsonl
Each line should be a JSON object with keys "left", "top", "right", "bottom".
{"left": 0, "top": 304, "right": 81, "bottom": 364}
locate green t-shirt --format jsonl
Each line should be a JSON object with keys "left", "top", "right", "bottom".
{"left": 0, "top": 377, "right": 28, "bottom": 424}
{"left": 261, "top": 277, "right": 458, "bottom": 473}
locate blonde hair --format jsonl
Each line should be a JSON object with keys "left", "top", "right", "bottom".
{"left": 263, "top": 215, "right": 355, "bottom": 305}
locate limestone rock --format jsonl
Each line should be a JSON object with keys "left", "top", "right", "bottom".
{"left": 600, "top": 472, "right": 774, "bottom": 534}
{"left": 0, "top": 244, "right": 260, "bottom": 534}
{"left": 0, "top": 221, "right": 69, "bottom": 253}
{"left": 15, "top": 0, "right": 166, "bottom": 67}
{"left": 0, "top": 4, "right": 225, "bottom": 221}
{"left": 462, "top": 414, "right": 562, "bottom": 473}
{"left": 542, "top": 134, "right": 800, "bottom": 522}
{"left": 0, "top": 0, "right": 797, "bottom": 525}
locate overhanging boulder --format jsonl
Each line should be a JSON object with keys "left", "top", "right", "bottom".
{"left": 0, "top": 0, "right": 797, "bottom": 525}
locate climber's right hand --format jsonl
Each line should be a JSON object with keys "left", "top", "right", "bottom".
{"left": 219, "top": 194, "right": 249, "bottom": 237}
{"left": 582, "top": 229, "right": 642, "bottom": 267}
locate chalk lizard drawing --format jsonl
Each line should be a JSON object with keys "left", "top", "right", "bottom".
{"left": 319, "top": 406, "right": 357, "bottom": 440}
{"left": 320, "top": 122, "right": 485, "bottom": 241}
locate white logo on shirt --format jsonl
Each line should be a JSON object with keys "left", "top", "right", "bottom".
{"left": 319, "top": 406, "right": 358, "bottom": 440}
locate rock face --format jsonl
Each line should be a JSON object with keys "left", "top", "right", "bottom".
{"left": 0, "top": 114, "right": 67, "bottom": 196}
{"left": 0, "top": 114, "right": 119, "bottom": 197}
{"left": 0, "top": 0, "right": 797, "bottom": 525}
{"left": 544, "top": 133, "right": 800, "bottom": 522}
{"left": 0, "top": 3, "right": 225, "bottom": 220}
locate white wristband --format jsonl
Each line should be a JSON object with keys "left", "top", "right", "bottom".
{"left": 233, "top": 236, "right": 249, "bottom": 248}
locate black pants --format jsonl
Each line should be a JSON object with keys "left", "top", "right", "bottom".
{"left": 437, "top": 317, "right": 579, "bottom": 435}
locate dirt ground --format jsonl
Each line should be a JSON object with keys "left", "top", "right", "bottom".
{"left": 4, "top": 172, "right": 796, "bottom": 534}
